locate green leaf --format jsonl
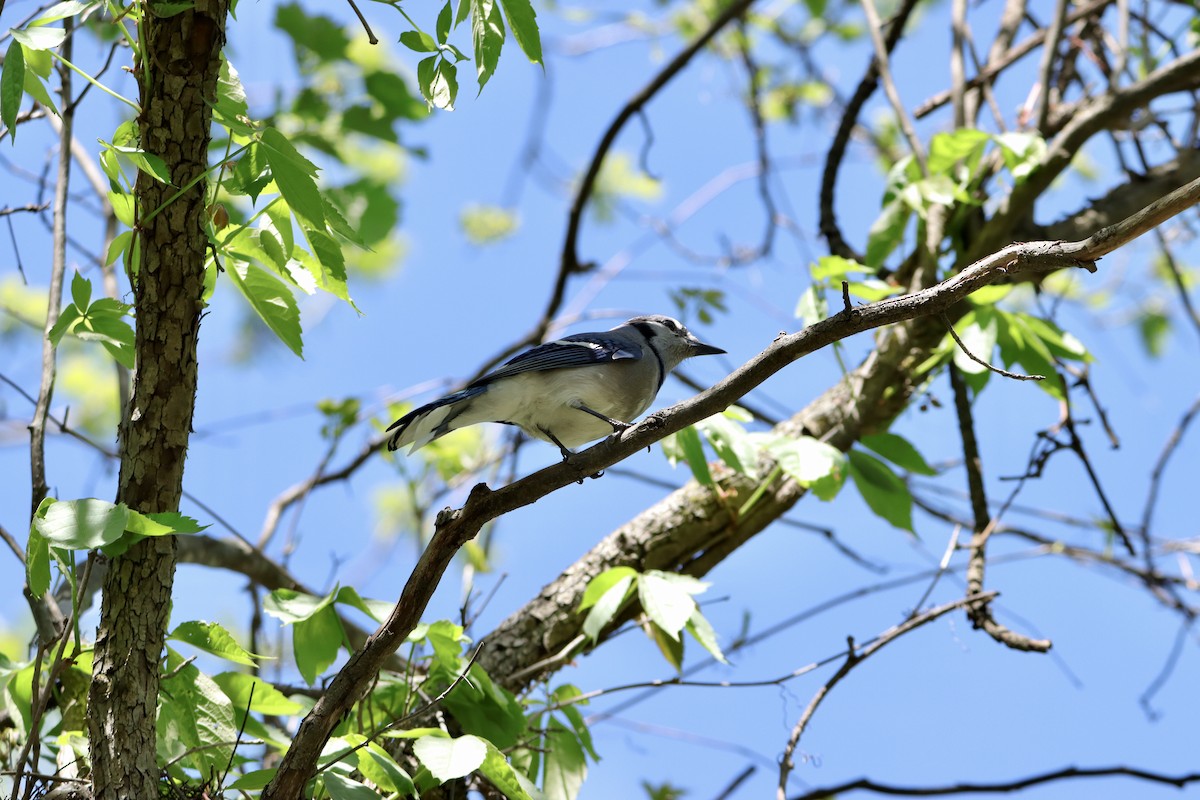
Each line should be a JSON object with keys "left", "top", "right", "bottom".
{"left": 795, "top": 284, "right": 827, "bottom": 328}
{"left": 399, "top": 30, "right": 439, "bottom": 53}
{"left": 471, "top": 0, "right": 505, "bottom": 90}
{"left": 811, "top": 254, "right": 863, "bottom": 282}
{"left": 865, "top": 198, "right": 909, "bottom": 269}
{"left": 33, "top": 498, "right": 128, "bottom": 549}
{"left": 294, "top": 604, "right": 344, "bottom": 684}
{"left": 212, "top": 58, "right": 253, "bottom": 135}
{"left": 686, "top": 608, "right": 726, "bottom": 664}
{"left": 9, "top": 27, "right": 67, "bottom": 51}
{"left": 169, "top": 620, "right": 261, "bottom": 666}
{"left": 31, "top": 1, "right": 95, "bottom": 25}
{"left": 274, "top": 2, "right": 350, "bottom": 64}
{"left": 69, "top": 270, "right": 90, "bottom": 310}
{"left": 228, "top": 770, "right": 277, "bottom": 791}
{"left": 2, "top": 41, "right": 25, "bottom": 142}
{"left": 46, "top": 303, "right": 81, "bottom": 346}
{"left": 581, "top": 573, "right": 634, "bottom": 641}
{"left": 697, "top": 412, "right": 760, "bottom": 478}
{"left": 260, "top": 126, "right": 325, "bottom": 229}
{"left": 860, "top": 432, "right": 937, "bottom": 476}
{"left": 578, "top": 566, "right": 637, "bottom": 610}
{"left": 443, "top": 664, "right": 526, "bottom": 748}
{"left": 158, "top": 649, "right": 239, "bottom": 779}
{"left": 637, "top": 572, "right": 697, "bottom": 640}
{"left": 460, "top": 203, "right": 519, "bottom": 245}
{"left": 436, "top": 0, "right": 453, "bottom": 44}
{"left": 355, "top": 742, "right": 415, "bottom": 795}
{"left": 433, "top": 58, "right": 459, "bottom": 110}
{"left": 847, "top": 449, "right": 914, "bottom": 532}
{"left": 212, "top": 672, "right": 303, "bottom": 715}
{"left": 105, "top": 231, "right": 133, "bottom": 267}
{"left": 322, "top": 772, "right": 383, "bottom": 800}
{"left": 671, "top": 424, "right": 713, "bottom": 485}
{"left": 542, "top": 719, "right": 586, "bottom": 800}
{"left": 226, "top": 258, "right": 304, "bottom": 358}
{"left": 927, "top": 129, "right": 990, "bottom": 176}
{"left": 478, "top": 738, "right": 536, "bottom": 800}
{"left": 993, "top": 131, "right": 1046, "bottom": 181}
{"left": 1139, "top": 308, "right": 1170, "bottom": 357}
{"left": 334, "top": 586, "right": 394, "bottom": 624}
{"left": 649, "top": 621, "right": 684, "bottom": 671}
{"left": 123, "top": 509, "right": 195, "bottom": 536}
{"left": 498, "top": 0, "right": 542, "bottom": 65}
{"left": 25, "top": 527, "right": 50, "bottom": 598}
{"left": 552, "top": 684, "right": 598, "bottom": 759}
{"left": 765, "top": 435, "right": 848, "bottom": 501}
{"left": 847, "top": 278, "right": 901, "bottom": 302}
{"left": 263, "top": 586, "right": 337, "bottom": 624}
{"left": 413, "top": 733, "right": 488, "bottom": 782}
{"left": 108, "top": 191, "right": 135, "bottom": 226}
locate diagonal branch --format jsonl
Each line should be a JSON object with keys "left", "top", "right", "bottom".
{"left": 259, "top": 173, "right": 1200, "bottom": 796}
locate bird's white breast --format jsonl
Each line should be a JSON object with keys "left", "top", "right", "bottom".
{"left": 484, "top": 363, "right": 656, "bottom": 448}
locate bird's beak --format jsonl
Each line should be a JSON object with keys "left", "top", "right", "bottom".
{"left": 690, "top": 340, "right": 726, "bottom": 356}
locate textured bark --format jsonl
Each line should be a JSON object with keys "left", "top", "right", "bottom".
{"left": 87, "top": 2, "right": 228, "bottom": 797}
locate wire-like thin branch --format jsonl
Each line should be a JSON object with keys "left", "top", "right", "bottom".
{"left": 818, "top": 0, "right": 920, "bottom": 260}
{"left": 776, "top": 593, "right": 996, "bottom": 798}
{"left": 859, "top": 0, "right": 927, "bottom": 174}
{"left": 950, "top": 363, "right": 1052, "bottom": 652}
{"left": 1034, "top": 0, "right": 1071, "bottom": 130}
{"left": 942, "top": 315, "right": 1044, "bottom": 381}
{"left": 915, "top": 0, "right": 1115, "bottom": 118}
{"left": 549, "top": 0, "right": 757, "bottom": 331}
{"left": 29, "top": 18, "right": 75, "bottom": 524}
{"left": 787, "top": 765, "right": 1200, "bottom": 800}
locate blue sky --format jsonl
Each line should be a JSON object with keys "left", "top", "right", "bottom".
{"left": 2, "top": 1, "right": 1199, "bottom": 798}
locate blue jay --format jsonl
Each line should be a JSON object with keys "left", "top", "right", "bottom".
{"left": 386, "top": 315, "right": 725, "bottom": 458}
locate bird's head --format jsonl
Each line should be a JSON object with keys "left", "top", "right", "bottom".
{"left": 625, "top": 314, "right": 725, "bottom": 370}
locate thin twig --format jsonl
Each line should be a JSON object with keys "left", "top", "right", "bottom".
{"left": 950, "top": 362, "right": 1051, "bottom": 652}
{"left": 942, "top": 313, "right": 1044, "bottom": 381}
{"left": 787, "top": 765, "right": 1200, "bottom": 800}
{"left": 344, "top": 0, "right": 378, "bottom": 44}
{"left": 915, "top": 0, "right": 1115, "bottom": 118}
{"left": 29, "top": 17, "right": 75, "bottom": 523}
{"left": 859, "top": 0, "right": 927, "bottom": 174}
{"left": 1035, "top": 0, "right": 1071, "bottom": 130}
{"left": 776, "top": 593, "right": 996, "bottom": 798}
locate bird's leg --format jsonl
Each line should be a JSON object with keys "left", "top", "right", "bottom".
{"left": 540, "top": 427, "right": 574, "bottom": 462}
{"left": 540, "top": 426, "right": 603, "bottom": 482}
{"left": 573, "top": 403, "right": 633, "bottom": 434}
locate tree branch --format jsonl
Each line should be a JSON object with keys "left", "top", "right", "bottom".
{"left": 777, "top": 593, "right": 997, "bottom": 798}
{"left": 788, "top": 765, "right": 1200, "bottom": 800}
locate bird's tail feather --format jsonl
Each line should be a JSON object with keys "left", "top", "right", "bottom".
{"left": 385, "top": 385, "right": 487, "bottom": 453}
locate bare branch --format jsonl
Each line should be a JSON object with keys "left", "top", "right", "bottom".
{"left": 860, "top": 0, "right": 927, "bottom": 174}
{"left": 776, "top": 593, "right": 997, "bottom": 797}
{"left": 943, "top": 314, "right": 1044, "bottom": 381}
{"left": 819, "top": 0, "right": 919, "bottom": 261}
{"left": 787, "top": 765, "right": 1200, "bottom": 799}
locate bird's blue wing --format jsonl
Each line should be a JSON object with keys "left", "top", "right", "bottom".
{"left": 476, "top": 331, "right": 643, "bottom": 385}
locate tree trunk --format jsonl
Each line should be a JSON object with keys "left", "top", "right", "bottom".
{"left": 87, "top": 2, "right": 228, "bottom": 796}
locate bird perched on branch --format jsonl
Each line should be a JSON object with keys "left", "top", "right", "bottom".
{"left": 386, "top": 314, "right": 725, "bottom": 459}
